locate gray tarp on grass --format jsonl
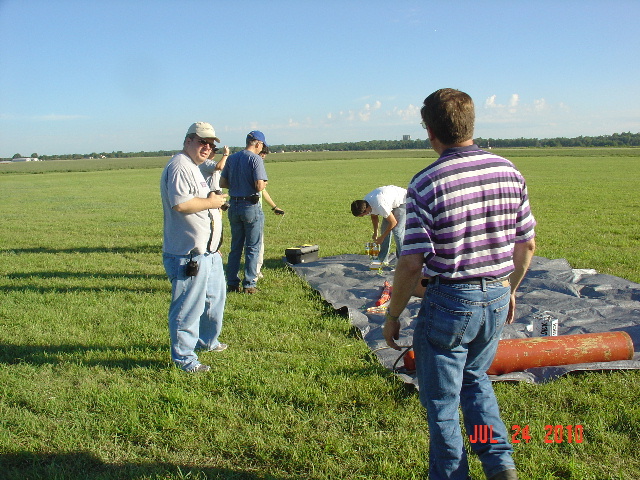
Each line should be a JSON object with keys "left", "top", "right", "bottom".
{"left": 288, "top": 254, "right": 640, "bottom": 385}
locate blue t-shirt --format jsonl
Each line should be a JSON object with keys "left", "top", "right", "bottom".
{"left": 220, "top": 150, "right": 268, "bottom": 197}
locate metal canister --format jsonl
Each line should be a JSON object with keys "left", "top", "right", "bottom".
{"left": 533, "top": 312, "right": 559, "bottom": 337}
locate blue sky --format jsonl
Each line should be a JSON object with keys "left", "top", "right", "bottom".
{"left": 1, "top": 0, "right": 639, "bottom": 157}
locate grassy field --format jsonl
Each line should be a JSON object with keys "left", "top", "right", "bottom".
{"left": 0, "top": 148, "right": 639, "bottom": 479}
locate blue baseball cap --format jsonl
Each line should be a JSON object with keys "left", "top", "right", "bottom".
{"left": 247, "top": 130, "right": 268, "bottom": 147}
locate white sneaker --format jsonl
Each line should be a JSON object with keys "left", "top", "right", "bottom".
{"left": 188, "top": 364, "right": 211, "bottom": 373}
{"left": 207, "top": 343, "right": 228, "bottom": 352}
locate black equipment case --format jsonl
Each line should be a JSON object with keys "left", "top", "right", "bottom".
{"left": 285, "top": 244, "right": 319, "bottom": 264}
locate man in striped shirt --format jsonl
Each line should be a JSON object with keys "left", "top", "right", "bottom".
{"left": 384, "top": 89, "right": 536, "bottom": 480}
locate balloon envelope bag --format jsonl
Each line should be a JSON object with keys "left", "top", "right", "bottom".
{"left": 285, "top": 244, "right": 319, "bottom": 264}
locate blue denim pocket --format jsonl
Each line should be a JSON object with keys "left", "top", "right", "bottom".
{"left": 426, "top": 291, "right": 473, "bottom": 350}
{"left": 490, "top": 293, "right": 511, "bottom": 338}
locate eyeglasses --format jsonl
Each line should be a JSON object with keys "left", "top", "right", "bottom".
{"left": 195, "top": 137, "right": 217, "bottom": 151}
{"left": 420, "top": 120, "right": 427, "bottom": 129}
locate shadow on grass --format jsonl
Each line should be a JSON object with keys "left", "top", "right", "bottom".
{"left": 5, "top": 271, "right": 165, "bottom": 281}
{"left": 1, "top": 245, "right": 167, "bottom": 293}
{"left": 0, "top": 245, "right": 161, "bottom": 255}
{"left": 1, "top": 270, "right": 167, "bottom": 295}
{"left": 0, "top": 451, "right": 294, "bottom": 480}
{"left": 0, "top": 343, "right": 166, "bottom": 370}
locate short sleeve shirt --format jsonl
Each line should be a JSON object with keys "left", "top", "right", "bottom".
{"left": 161, "top": 153, "right": 222, "bottom": 255}
{"left": 402, "top": 146, "right": 536, "bottom": 279}
{"left": 220, "top": 150, "right": 268, "bottom": 197}
{"left": 364, "top": 185, "right": 407, "bottom": 218}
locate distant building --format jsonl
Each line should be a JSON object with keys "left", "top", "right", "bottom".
{"left": 12, "top": 157, "right": 35, "bottom": 162}
{"left": 402, "top": 135, "right": 411, "bottom": 141}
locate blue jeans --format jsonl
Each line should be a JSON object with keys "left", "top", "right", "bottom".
{"left": 378, "top": 206, "right": 406, "bottom": 263}
{"left": 226, "top": 199, "right": 264, "bottom": 288}
{"left": 163, "top": 251, "right": 226, "bottom": 371}
{"left": 413, "top": 278, "right": 514, "bottom": 480}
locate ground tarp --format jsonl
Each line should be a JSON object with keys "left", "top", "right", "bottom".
{"left": 288, "top": 254, "right": 640, "bottom": 385}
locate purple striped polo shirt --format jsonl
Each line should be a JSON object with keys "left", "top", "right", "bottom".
{"left": 402, "top": 145, "right": 536, "bottom": 279}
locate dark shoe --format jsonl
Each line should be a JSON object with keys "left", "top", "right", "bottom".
{"left": 227, "top": 285, "right": 241, "bottom": 293}
{"left": 187, "top": 364, "right": 211, "bottom": 373}
{"left": 488, "top": 469, "right": 518, "bottom": 480}
{"left": 243, "top": 287, "right": 258, "bottom": 294}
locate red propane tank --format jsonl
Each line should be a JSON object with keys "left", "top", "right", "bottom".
{"left": 487, "top": 331, "right": 634, "bottom": 375}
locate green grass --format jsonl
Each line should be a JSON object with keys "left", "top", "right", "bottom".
{"left": 1, "top": 148, "right": 639, "bottom": 479}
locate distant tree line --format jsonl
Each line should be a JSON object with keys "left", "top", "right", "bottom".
{"left": 269, "top": 138, "right": 429, "bottom": 152}
{"left": 4, "top": 132, "right": 638, "bottom": 162}
{"left": 271, "top": 131, "right": 640, "bottom": 152}
{"left": 475, "top": 132, "right": 640, "bottom": 148}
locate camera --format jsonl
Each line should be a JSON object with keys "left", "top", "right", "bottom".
{"left": 185, "top": 258, "right": 199, "bottom": 277}
{"left": 212, "top": 190, "right": 230, "bottom": 211}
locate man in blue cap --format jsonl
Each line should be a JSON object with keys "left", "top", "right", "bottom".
{"left": 220, "top": 131, "right": 269, "bottom": 293}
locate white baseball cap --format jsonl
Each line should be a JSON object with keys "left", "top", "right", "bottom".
{"left": 186, "top": 122, "right": 220, "bottom": 142}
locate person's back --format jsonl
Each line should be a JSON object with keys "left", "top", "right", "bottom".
{"left": 384, "top": 89, "right": 535, "bottom": 480}
{"left": 405, "top": 147, "right": 535, "bottom": 279}
{"left": 220, "top": 131, "right": 269, "bottom": 293}
{"left": 364, "top": 185, "right": 406, "bottom": 217}
{"left": 223, "top": 149, "right": 265, "bottom": 198}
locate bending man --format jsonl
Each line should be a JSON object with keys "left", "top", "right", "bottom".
{"left": 351, "top": 185, "right": 407, "bottom": 264}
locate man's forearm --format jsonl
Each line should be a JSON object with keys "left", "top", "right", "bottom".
{"left": 371, "top": 215, "right": 379, "bottom": 235}
{"left": 172, "top": 194, "right": 227, "bottom": 214}
{"left": 384, "top": 253, "right": 423, "bottom": 350}
{"left": 387, "top": 254, "right": 423, "bottom": 317}
{"left": 510, "top": 238, "right": 536, "bottom": 293}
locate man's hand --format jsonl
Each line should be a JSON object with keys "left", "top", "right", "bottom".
{"left": 208, "top": 191, "right": 229, "bottom": 210}
{"left": 273, "top": 207, "right": 285, "bottom": 215}
{"left": 383, "top": 314, "right": 402, "bottom": 350}
{"left": 506, "top": 293, "right": 517, "bottom": 324}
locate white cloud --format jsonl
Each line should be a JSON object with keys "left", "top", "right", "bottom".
{"left": 390, "top": 104, "right": 420, "bottom": 122}
{"left": 271, "top": 99, "right": 424, "bottom": 145}
{"left": 485, "top": 95, "right": 498, "bottom": 108}
{"left": 326, "top": 100, "right": 420, "bottom": 125}
{"left": 358, "top": 101, "right": 382, "bottom": 122}
{"left": 33, "top": 114, "right": 88, "bottom": 121}
{"left": 481, "top": 94, "right": 559, "bottom": 121}
{"left": 475, "top": 93, "right": 595, "bottom": 138}
{"left": 485, "top": 94, "right": 520, "bottom": 111}
{"left": 533, "top": 98, "right": 547, "bottom": 111}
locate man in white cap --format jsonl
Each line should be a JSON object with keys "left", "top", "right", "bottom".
{"left": 160, "top": 122, "right": 229, "bottom": 373}
{"left": 220, "top": 130, "right": 269, "bottom": 294}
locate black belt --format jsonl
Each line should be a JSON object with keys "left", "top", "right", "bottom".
{"left": 421, "top": 276, "right": 509, "bottom": 287}
{"left": 231, "top": 195, "right": 259, "bottom": 201}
